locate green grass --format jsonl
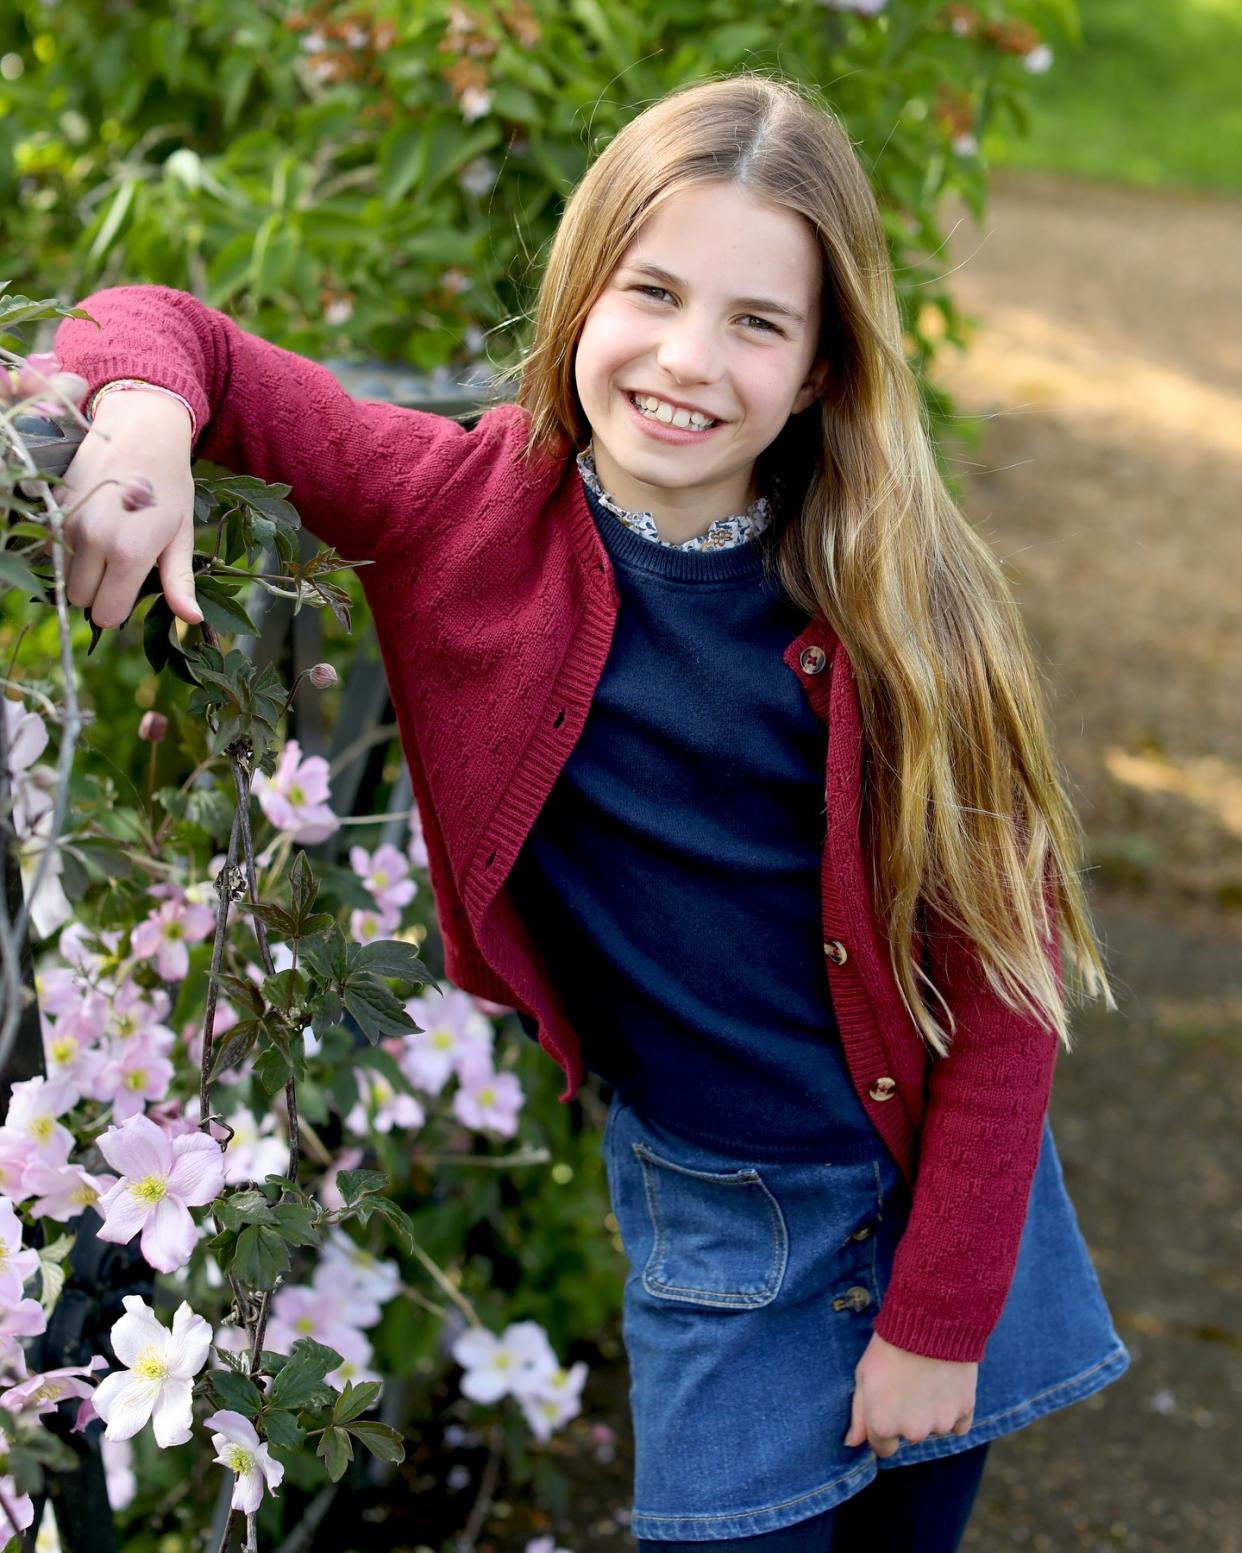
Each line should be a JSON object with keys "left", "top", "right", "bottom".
{"left": 984, "top": 0, "right": 1242, "bottom": 193}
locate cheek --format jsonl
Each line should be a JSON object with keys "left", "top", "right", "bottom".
{"left": 575, "top": 302, "right": 647, "bottom": 394}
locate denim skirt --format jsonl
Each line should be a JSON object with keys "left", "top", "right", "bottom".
{"left": 601, "top": 1093, "right": 1131, "bottom": 1543}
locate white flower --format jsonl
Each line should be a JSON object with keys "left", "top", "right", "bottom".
{"left": 202, "top": 1409, "right": 285, "bottom": 1513}
{"left": 91, "top": 1296, "right": 213, "bottom": 1447}
{"left": 517, "top": 1360, "right": 589, "bottom": 1443}
{"left": 451, "top": 1320, "right": 557, "bottom": 1405}
{"left": 1023, "top": 44, "right": 1053, "bottom": 74}
{"left": 951, "top": 133, "right": 978, "bottom": 157}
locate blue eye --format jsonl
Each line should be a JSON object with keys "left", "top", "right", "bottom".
{"left": 742, "top": 315, "right": 779, "bottom": 334}
{"left": 629, "top": 285, "right": 781, "bottom": 336}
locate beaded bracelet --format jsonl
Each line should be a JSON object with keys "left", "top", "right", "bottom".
{"left": 88, "top": 379, "right": 198, "bottom": 438}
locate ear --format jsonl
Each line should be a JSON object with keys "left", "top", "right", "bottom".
{"left": 792, "top": 357, "right": 829, "bottom": 416}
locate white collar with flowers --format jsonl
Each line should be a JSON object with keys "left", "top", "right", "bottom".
{"left": 576, "top": 444, "right": 772, "bottom": 553}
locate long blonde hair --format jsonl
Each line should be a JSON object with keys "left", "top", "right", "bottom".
{"left": 501, "top": 71, "right": 1113, "bottom": 1057}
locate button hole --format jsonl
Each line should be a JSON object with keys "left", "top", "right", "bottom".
{"left": 553, "top": 709, "right": 565, "bottom": 729}
{"left": 485, "top": 850, "right": 496, "bottom": 868}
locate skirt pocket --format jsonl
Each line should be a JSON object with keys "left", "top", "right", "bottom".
{"left": 631, "top": 1139, "right": 789, "bottom": 1310}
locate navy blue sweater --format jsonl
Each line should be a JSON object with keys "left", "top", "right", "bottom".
{"left": 507, "top": 479, "right": 881, "bottom": 1160}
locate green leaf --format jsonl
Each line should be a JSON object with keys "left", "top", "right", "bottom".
{"left": 0, "top": 550, "right": 47, "bottom": 596}
{"left": 268, "top": 1202, "right": 320, "bottom": 1247}
{"left": 186, "top": 787, "right": 235, "bottom": 841}
{"left": 209, "top": 1370, "right": 265, "bottom": 1418}
{"left": 289, "top": 850, "right": 318, "bottom": 926}
{"left": 332, "top": 1379, "right": 382, "bottom": 1425}
{"left": 233, "top": 1223, "right": 291, "bottom": 1288}
{"left": 342, "top": 978, "right": 417, "bottom": 1044}
{"left": 207, "top": 1019, "right": 262, "bottom": 1081}
{"left": 196, "top": 574, "right": 260, "bottom": 636}
{"left": 349, "top": 1192, "right": 416, "bottom": 1255}
{"left": 208, "top": 971, "right": 264, "bottom": 1018}
{"left": 333, "top": 1169, "right": 389, "bottom": 1209}
{"left": 343, "top": 1420, "right": 404, "bottom": 1464}
{"left": 254, "top": 1046, "right": 291, "bottom": 1096}
{"left": 262, "top": 1409, "right": 305, "bottom": 1450}
{"left": 317, "top": 1423, "right": 353, "bottom": 1482}
{"left": 268, "top": 1339, "right": 344, "bottom": 1412}
{"left": 350, "top": 940, "right": 433, "bottom": 987}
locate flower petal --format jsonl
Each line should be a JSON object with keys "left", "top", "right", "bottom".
{"left": 93, "top": 1371, "right": 158, "bottom": 1441}
{"left": 140, "top": 1197, "right": 198, "bottom": 1274}
{"left": 166, "top": 1134, "right": 226, "bottom": 1206}
{"left": 109, "top": 1297, "right": 167, "bottom": 1368}
{"left": 96, "top": 1114, "right": 172, "bottom": 1179}
{"left": 150, "top": 1377, "right": 195, "bottom": 1447}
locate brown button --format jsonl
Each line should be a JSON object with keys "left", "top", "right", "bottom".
{"left": 799, "top": 645, "right": 827, "bottom": 674}
{"left": 869, "top": 1076, "right": 897, "bottom": 1102}
{"left": 822, "top": 939, "right": 848, "bottom": 966}
{"left": 832, "top": 1285, "right": 872, "bottom": 1312}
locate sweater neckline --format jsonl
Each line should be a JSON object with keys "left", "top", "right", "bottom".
{"left": 578, "top": 476, "right": 769, "bottom": 585}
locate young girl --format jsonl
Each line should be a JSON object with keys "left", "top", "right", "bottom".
{"left": 55, "top": 72, "right": 1129, "bottom": 1553}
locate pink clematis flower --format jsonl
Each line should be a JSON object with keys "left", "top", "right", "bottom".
{"left": 252, "top": 740, "right": 340, "bottom": 843}
{"left": 0, "top": 1426, "right": 34, "bottom": 1538}
{"left": 94, "top": 1114, "right": 226, "bottom": 1274}
{"left": 399, "top": 986, "right": 494, "bottom": 1096}
{"left": 0, "top": 1356, "right": 107, "bottom": 1421}
{"left": 203, "top": 1410, "right": 285, "bottom": 1513}
{"left": 21, "top": 1159, "right": 117, "bottom": 1223}
{"left": 90, "top": 1296, "right": 212, "bottom": 1447}
{"left": 93, "top": 1037, "right": 175, "bottom": 1122}
{"left": 0, "top": 1198, "right": 40, "bottom": 1306}
{"left": 350, "top": 843, "right": 418, "bottom": 917}
{"left": 452, "top": 1055, "right": 524, "bottom": 1139}
{"left": 131, "top": 892, "right": 215, "bottom": 983}
{"left": 407, "top": 803, "right": 429, "bottom": 869}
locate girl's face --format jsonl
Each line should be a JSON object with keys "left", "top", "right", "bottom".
{"left": 574, "top": 180, "right": 828, "bottom": 540}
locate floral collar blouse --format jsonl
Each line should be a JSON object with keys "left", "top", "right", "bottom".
{"left": 576, "top": 443, "right": 772, "bottom": 552}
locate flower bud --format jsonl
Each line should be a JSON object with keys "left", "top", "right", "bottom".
{"left": 120, "top": 474, "right": 157, "bottom": 513}
{"left": 308, "top": 662, "right": 338, "bottom": 689}
{"left": 138, "top": 710, "right": 168, "bottom": 742}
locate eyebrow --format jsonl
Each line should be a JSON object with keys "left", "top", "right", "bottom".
{"left": 620, "top": 262, "right": 809, "bottom": 326}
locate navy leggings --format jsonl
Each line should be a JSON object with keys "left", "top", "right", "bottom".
{"left": 636, "top": 1440, "right": 991, "bottom": 1553}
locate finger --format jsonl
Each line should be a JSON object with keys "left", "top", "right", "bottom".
{"left": 842, "top": 1388, "right": 865, "bottom": 1448}
{"left": 870, "top": 1433, "right": 902, "bottom": 1460}
{"left": 157, "top": 520, "right": 202, "bottom": 625}
{"left": 65, "top": 534, "right": 106, "bottom": 612}
{"left": 90, "top": 553, "right": 154, "bottom": 630}
{"left": 951, "top": 1414, "right": 974, "bottom": 1436}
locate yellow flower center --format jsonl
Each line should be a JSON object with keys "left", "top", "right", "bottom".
{"left": 288, "top": 783, "right": 306, "bottom": 806}
{"left": 494, "top": 1353, "right": 511, "bottom": 1371}
{"left": 478, "top": 1087, "right": 495, "bottom": 1108}
{"left": 114, "top": 1013, "right": 136, "bottom": 1037}
{"left": 225, "top": 1444, "right": 254, "bottom": 1476}
{"left": 72, "top": 1183, "right": 98, "bottom": 1206}
{"left": 125, "top": 1070, "right": 147, "bottom": 1091}
{"left": 433, "top": 1030, "right": 453, "bottom": 1050}
{"left": 164, "top": 921, "right": 184, "bottom": 940}
{"left": 50, "top": 1036, "right": 77, "bottom": 1064}
{"left": 131, "top": 1175, "right": 167, "bottom": 1204}
{"left": 133, "top": 1349, "right": 168, "bottom": 1381}
{"left": 295, "top": 1316, "right": 314, "bottom": 1334}
{"left": 373, "top": 869, "right": 388, "bottom": 889}
{"left": 30, "top": 1115, "right": 53, "bottom": 1144}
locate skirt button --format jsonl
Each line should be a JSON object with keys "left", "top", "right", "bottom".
{"left": 868, "top": 1076, "right": 897, "bottom": 1102}
{"left": 822, "top": 939, "right": 848, "bottom": 966}
{"left": 799, "top": 645, "right": 827, "bottom": 674}
{"left": 848, "top": 1224, "right": 873, "bottom": 1241}
{"left": 832, "top": 1286, "right": 873, "bottom": 1313}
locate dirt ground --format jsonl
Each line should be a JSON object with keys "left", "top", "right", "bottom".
{"left": 471, "top": 171, "right": 1242, "bottom": 1553}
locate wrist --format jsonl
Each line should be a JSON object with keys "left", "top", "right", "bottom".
{"left": 90, "top": 384, "right": 194, "bottom": 437}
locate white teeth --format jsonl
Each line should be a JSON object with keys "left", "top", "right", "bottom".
{"left": 631, "top": 393, "right": 717, "bottom": 430}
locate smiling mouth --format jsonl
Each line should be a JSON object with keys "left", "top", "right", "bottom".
{"left": 625, "top": 391, "right": 721, "bottom": 430}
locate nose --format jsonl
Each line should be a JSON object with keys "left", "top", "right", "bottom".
{"left": 654, "top": 310, "right": 720, "bottom": 385}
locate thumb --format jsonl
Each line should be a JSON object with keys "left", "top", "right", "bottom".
{"left": 158, "top": 520, "right": 202, "bottom": 625}
{"left": 843, "top": 1385, "right": 866, "bottom": 1448}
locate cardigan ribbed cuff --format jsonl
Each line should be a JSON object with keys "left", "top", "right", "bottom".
{"left": 871, "top": 1299, "right": 993, "bottom": 1365}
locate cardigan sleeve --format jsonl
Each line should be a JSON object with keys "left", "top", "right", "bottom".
{"left": 869, "top": 882, "right": 1063, "bottom": 1364}
{"left": 53, "top": 284, "right": 481, "bottom": 565}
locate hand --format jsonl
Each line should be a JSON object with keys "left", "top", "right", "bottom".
{"left": 843, "top": 1331, "right": 977, "bottom": 1459}
{"left": 58, "top": 389, "right": 202, "bottom": 631}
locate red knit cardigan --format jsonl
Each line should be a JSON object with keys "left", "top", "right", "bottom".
{"left": 55, "top": 285, "right": 1062, "bottom": 1364}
